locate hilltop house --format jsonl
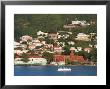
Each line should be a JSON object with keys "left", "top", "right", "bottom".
{"left": 37, "top": 31, "right": 48, "bottom": 36}
{"left": 21, "top": 35, "right": 32, "bottom": 42}
{"left": 75, "top": 33, "right": 90, "bottom": 41}
{"left": 63, "top": 24, "right": 76, "bottom": 29}
{"left": 72, "top": 20, "right": 90, "bottom": 26}
{"left": 84, "top": 47, "right": 92, "bottom": 53}
{"left": 63, "top": 20, "right": 90, "bottom": 29}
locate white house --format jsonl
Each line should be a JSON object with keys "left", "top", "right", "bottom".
{"left": 32, "top": 39, "right": 40, "bottom": 43}
{"left": 21, "top": 35, "right": 32, "bottom": 42}
{"left": 68, "top": 41, "right": 75, "bottom": 45}
{"left": 14, "top": 41, "right": 21, "bottom": 48}
{"left": 72, "top": 20, "right": 90, "bottom": 26}
{"left": 28, "top": 44, "right": 36, "bottom": 50}
{"left": 77, "top": 47, "right": 82, "bottom": 51}
{"left": 41, "top": 41, "right": 46, "bottom": 45}
{"left": 67, "top": 32, "right": 72, "bottom": 34}
{"left": 54, "top": 47, "right": 63, "bottom": 53}
{"left": 58, "top": 61, "right": 65, "bottom": 65}
{"left": 14, "top": 50, "right": 23, "bottom": 55}
{"left": 75, "top": 33, "right": 90, "bottom": 41}
{"left": 21, "top": 44, "right": 27, "bottom": 49}
{"left": 37, "top": 31, "right": 48, "bottom": 36}
{"left": 28, "top": 56, "right": 47, "bottom": 65}
{"left": 84, "top": 48, "right": 92, "bottom": 53}
{"left": 50, "top": 62, "right": 58, "bottom": 65}
{"left": 14, "top": 56, "right": 47, "bottom": 65}
{"left": 37, "top": 31, "right": 44, "bottom": 35}
{"left": 33, "top": 42, "right": 43, "bottom": 47}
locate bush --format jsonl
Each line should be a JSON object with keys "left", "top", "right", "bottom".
{"left": 21, "top": 58, "right": 29, "bottom": 63}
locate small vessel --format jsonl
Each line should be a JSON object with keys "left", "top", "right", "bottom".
{"left": 57, "top": 67, "right": 71, "bottom": 72}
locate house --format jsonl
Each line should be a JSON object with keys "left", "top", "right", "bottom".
{"left": 28, "top": 44, "right": 36, "bottom": 50}
{"left": 58, "top": 61, "right": 65, "bottom": 65}
{"left": 54, "top": 47, "right": 63, "bottom": 53}
{"left": 70, "top": 48, "right": 84, "bottom": 62}
{"left": 22, "top": 50, "right": 28, "bottom": 53}
{"left": 14, "top": 55, "right": 47, "bottom": 65}
{"left": 72, "top": 20, "right": 90, "bottom": 26}
{"left": 48, "top": 32, "right": 58, "bottom": 40}
{"left": 37, "top": 31, "right": 44, "bottom": 35}
{"left": 32, "top": 39, "right": 40, "bottom": 43}
{"left": 77, "top": 47, "right": 82, "bottom": 51}
{"left": 54, "top": 47, "right": 85, "bottom": 63}
{"left": 21, "top": 35, "right": 32, "bottom": 42}
{"left": 75, "top": 33, "right": 90, "bottom": 41}
{"left": 89, "top": 44, "right": 93, "bottom": 47}
{"left": 63, "top": 24, "right": 76, "bottom": 29}
{"left": 54, "top": 55, "right": 65, "bottom": 62}
{"left": 37, "top": 31, "right": 48, "bottom": 36}
{"left": 84, "top": 48, "right": 92, "bottom": 53}
{"left": 41, "top": 41, "right": 46, "bottom": 45}
{"left": 68, "top": 41, "right": 75, "bottom": 45}
{"left": 32, "top": 39, "right": 43, "bottom": 47}
{"left": 94, "top": 45, "right": 97, "bottom": 48}
{"left": 14, "top": 41, "right": 21, "bottom": 48}
{"left": 90, "top": 20, "right": 96, "bottom": 25}
{"left": 67, "top": 32, "right": 72, "bottom": 34}
{"left": 14, "top": 50, "right": 23, "bottom": 55}
{"left": 50, "top": 62, "right": 58, "bottom": 65}
{"left": 58, "top": 35, "right": 62, "bottom": 39}
{"left": 21, "top": 44, "right": 27, "bottom": 49}
{"left": 28, "top": 56, "right": 47, "bottom": 65}
{"left": 63, "top": 20, "right": 90, "bottom": 29}
{"left": 63, "top": 34, "right": 69, "bottom": 39}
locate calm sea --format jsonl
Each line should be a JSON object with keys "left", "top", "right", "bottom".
{"left": 14, "top": 65, "right": 97, "bottom": 76}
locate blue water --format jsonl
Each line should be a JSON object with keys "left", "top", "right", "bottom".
{"left": 14, "top": 66, "right": 97, "bottom": 76}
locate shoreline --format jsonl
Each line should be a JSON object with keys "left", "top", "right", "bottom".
{"left": 14, "top": 64, "right": 97, "bottom": 67}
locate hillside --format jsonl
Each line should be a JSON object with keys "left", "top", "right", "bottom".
{"left": 14, "top": 14, "right": 97, "bottom": 40}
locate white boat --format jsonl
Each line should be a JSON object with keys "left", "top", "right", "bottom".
{"left": 57, "top": 67, "right": 71, "bottom": 71}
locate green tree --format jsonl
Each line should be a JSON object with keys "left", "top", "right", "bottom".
{"left": 21, "top": 58, "right": 29, "bottom": 63}
{"left": 42, "top": 52, "right": 54, "bottom": 64}
{"left": 65, "top": 58, "right": 71, "bottom": 65}
{"left": 90, "top": 48, "right": 97, "bottom": 62}
{"left": 21, "top": 53, "right": 29, "bottom": 62}
{"left": 62, "top": 46, "right": 70, "bottom": 55}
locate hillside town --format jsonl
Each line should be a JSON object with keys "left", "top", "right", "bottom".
{"left": 14, "top": 19, "right": 97, "bottom": 66}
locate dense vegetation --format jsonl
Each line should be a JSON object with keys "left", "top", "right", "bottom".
{"left": 14, "top": 14, "right": 97, "bottom": 40}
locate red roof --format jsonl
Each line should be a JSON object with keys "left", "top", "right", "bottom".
{"left": 70, "top": 55, "right": 84, "bottom": 62}
{"left": 54, "top": 54, "right": 85, "bottom": 62}
{"left": 15, "top": 55, "right": 42, "bottom": 58}
{"left": 54, "top": 55, "right": 65, "bottom": 62}
{"left": 15, "top": 55, "right": 21, "bottom": 58}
